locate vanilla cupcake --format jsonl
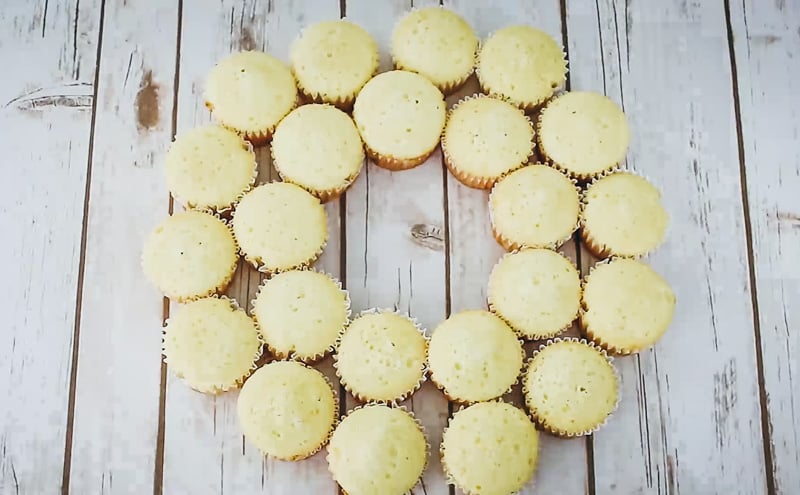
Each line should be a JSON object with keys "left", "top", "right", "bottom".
{"left": 252, "top": 270, "right": 350, "bottom": 362}
{"left": 334, "top": 310, "right": 427, "bottom": 402}
{"left": 327, "top": 404, "right": 427, "bottom": 495}
{"left": 489, "top": 164, "right": 580, "bottom": 250}
{"left": 441, "top": 401, "right": 539, "bottom": 495}
{"left": 581, "top": 171, "right": 668, "bottom": 258}
{"left": 290, "top": 20, "right": 378, "bottom": 109}
{"left": 522, "top": 338, "right": 619, "bottom": 436}
{"left": 477, "top": 25, "right": 567, "bottom": 110}
{"left": 205, "top": 51, "right": 297, "bottom": 144}
{"left": 164, "top": 125, "right": 256, "bottom": 211}
{"left": 442, "top": 95, "right": 534, "bottom": 189}
{"left": 271, "top": 104, "right": 364, "bottom": 202}
{"left": 391, "top": 7, "right": 478, "bottom": 94}
{"left": 232, "top": 182, "right": 327, "bottom": 273}
{"left": 352, "top": 70, "right": 446, "bottom": 171}
{"left": 537, "top": 91, "right": 630, "bottom": 179}
{"left": 142, "top": 210, "right": 238, "bottom": 302}
{"left": 581, "top": 258, "right": 675, "bottom": 354}
{"left": 238, "top": 361, "right": 337, "bottom": 460}
{"left": 488, "top": 248, "right": 581, "bottom": 339}
{"left": 428, "top": 310, "right": 523, "bottom": 403}
{"left": 163, "top": 297, "right": 262, "bottom": 393}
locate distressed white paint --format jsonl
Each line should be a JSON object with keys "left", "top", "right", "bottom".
{"left": 0, "top": 1, "right": 100, "bottom": 493}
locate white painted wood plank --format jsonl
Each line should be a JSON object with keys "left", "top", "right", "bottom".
{"left": 730, "top": 1, "right": 800, "bottom": 493}
{"left": 567, "top": 1, "right": 767, "bottom": 493}
{"left": 162, "top": 1, "right": 342, "bottom": 494}
{"left": 0, "top": 1, "right": 100, "bottom": 493}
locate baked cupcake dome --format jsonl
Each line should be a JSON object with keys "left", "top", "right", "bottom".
{"left": 334, "top": 310, "right": 427, "bottom": 402}
{"left": 204, "top": 51, "right": 297, "bottom": 144}
{"left": 488, "top": 248, "right": 581, "bottom": 339}
{"left": 252, "top": 269, "right": 350, "bottom": 362}
{"left": 489, "top": 163, "right": 580, "bottom": 250}
{"left": 581, "top": 171, "right": 668, "bottom": 258}
{"left": 477, "top": 25, "right": 567, "bottom": 110}
{"left": 441, "top": 401, "right": 539, "bottom": 495}
{"left": 537, "top": 91, "right": 630, "bottom": 179}
{"left": 238, "top": 361, "right": 337, "bottom": 461}
{"left": 164, "top": 125, "right": 256, "bottom": 211}
{"left": 428, "top": 310, "right": 523, "bottom": 403}
{"left": 142, "top": 210, "right": 238, "bottom": 302}
{"left": 271, "top": 104, "right": 365, "bottom": 202}
{"left": 391, "top": 7, "right": 478, "bottom": 94}
{"left": 327, "top": 405, "right": 427, "bottom": 495}
{"left": 581, "top": 258, "right": 675, "bottom": 354}
{"left": 352, "top": 70, "right": 446, "bottom": 171}
{"left": 232, "top": 182, "right": 327, "bottom": 273}
{"left": 523, "top": 338, "right": 619, "bottom": 436}
{"left": 442, "top": 95, "right": 535, "bottom": 189}
{"left": 163, "top": 297, "right": 262, "bottom": 393}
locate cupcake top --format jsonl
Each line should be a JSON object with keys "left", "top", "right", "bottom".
{"left": 163, "top": 297, "right": 262, "bottom": 393}
{"left": 142, "top": 210, "right": 238, "bottom": 302}
{"left": 489, "top": 164, "right": 580, "bottom": 250}
{"left": 488, "top": 248, "right": 581, "bottom": 339}
{"left": 232, "top": 182, "right": 328, "bottom": 273}
{"left": 581, "top": 172, "right": 668, "bottom": 257}
{"left": 353, "top": 70, "right": 446, "bottom": 161}
{"left": 164, "top": 125, "right": 256, "bottom": 211}
{"left": 391, "top": 7, "right": 478, "bottom": 93}
{"left": 335, "top": 310, "right": 427, "bottom": 402}
{"left": 428, "top": 310, "right": 523, "bottom": 403}
{"left": 327, "top": 405, "right": 427, "bottom": 495}
{"left": 523, "top": 339, "right": 619, "bottom": 436}
{"left": 442, "top": 95, "right": 534, "bottom": 188}
{"left": 271, "top": 104, "right": 364, "bottom": 201}
{"left": 205, "top": 51, "right": 297, "bottom": 141}
{"left": 538, "top": 91, "right": 630, "bottom": 178}
{"left": 238, "top": 361, "right": 337, "bottom": 460}
{"left": 582, "top": 258, "right": 675, "bottom": 353}
{"left": 441, "top": 401, "right": 539, "bottom": 495}
{"left": 477, "top": 25, "right": 566, "bottom": 109}
{"left": 252, "top": 270, "right": 350, "bottom": 361}
{"left": 290, "top": 20, "right": 378, "bottom": 108}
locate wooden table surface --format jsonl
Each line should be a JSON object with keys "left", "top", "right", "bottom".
{"left": 1, "top": 0, "right": 798, "bottom": 494}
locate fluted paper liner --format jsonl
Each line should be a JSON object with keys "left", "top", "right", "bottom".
{"left": 365, "top": 141, "right": 436, "bottom": 171}
{"left": 205, "top": 95, "right": 299, "bottom": 147}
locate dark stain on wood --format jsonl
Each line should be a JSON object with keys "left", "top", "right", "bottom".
{"left": 410, "top": 223, "right": 445, "bottom": 251}
{"left": 238, "top": 26, "right": 256, "bottom": 51}
{"left": 135, "top": 70, "right": 159, "bottom": 131}
{"left": 713, "top": 358, "right": 738, "bottom": 450}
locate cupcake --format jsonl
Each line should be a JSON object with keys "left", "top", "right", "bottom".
{"left": 232, "top": 182, "right": 327, "bottom": 273}
{"left": 142, "top": 210, "right": 238, "bottom": 302}
{"left": 428, "top": 310, "right": 523, "bottom": 403}
{"left": 271, "top": 104, "right": 365, "bottom": 202}
{"left": 487, "top": 248, "right": 581, "bottom": 340}
{"left": 251, "top": 269, "right": 350, "bottom": 362}
{"left": 537, "top": 91, "right": 630, "bottom": 179}
{"left": 238, "top": 361, "right": 337, "bottom": 460}
{"left": 163, "top": 296, "right": 262, "bottom": 393}
{"left": 441, "top": 401, "right": 539, "bottom": 495}
{"left": 581, "top": 171, "right": 668, "bottom": 258}
{"left": 327, "top": 404, "right": 427, "bottom": 495}
{"left": 581, "top": 258, "right": 675, "bottom": 354}
{"left": 290, "top": 20, "right": 378, "bottom": 110}
{"left": 489, "top": 163, "right": 580, "bottom": 249}
{"left": 442, "top": 95, "right": 534, "bottom": 189}
{"left": 205, "top": 51, "right": 297, "bottom": 144}
{"left": 352, "top": 70, "right": 446, "bottom": 171}
{"left": 391, "top": 7, "right": 478, "bottom": 94}
{"left": 334, "top": 310, "right": 427, "bottom": 402}
{"left": 477, "top": 25, "right": 567, "bottom": 110}
{"left": 522, "top": 338, "right": 619, "bottom": 436}
{"left": 164, "top": 125, "right": 256, "bottom": 212}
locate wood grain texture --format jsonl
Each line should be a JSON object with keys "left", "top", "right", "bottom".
{"left": 567, "top": 0, "right": 767, "bottom": 493}
{"left": 729, "top": 0, "right": 800, "bottom": 492}
{"left": 0, "top": 1, "right": 101, "bottom": 493}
